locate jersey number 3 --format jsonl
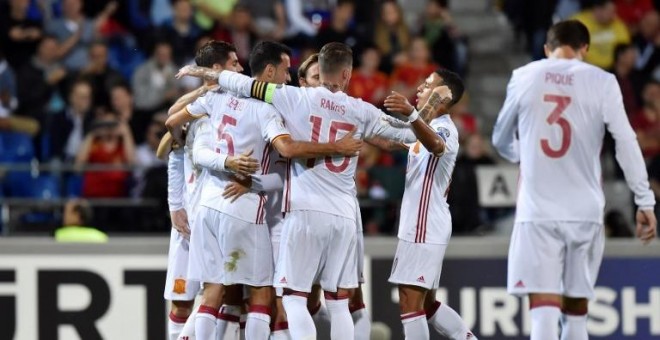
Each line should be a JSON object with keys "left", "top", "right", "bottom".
{"left": 541, "top": 94, "right": 572, "bottom": 158}
{"left": 308, "top": 115, "right": 355, "bottom": 173}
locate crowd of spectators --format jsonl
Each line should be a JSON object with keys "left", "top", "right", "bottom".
{"left": 0, "top": 0, "right": 468, "bottom": 233}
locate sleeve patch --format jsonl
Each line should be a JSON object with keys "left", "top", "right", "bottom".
{"left": 436, "top": 127, "right": 450, "bottom": 142}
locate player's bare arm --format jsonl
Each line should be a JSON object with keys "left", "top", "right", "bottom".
{"left": 271, "top": 130, "right": 362, "bottom": 159}
{"left": 176, "top": 65, "right": 219, "bottom": 82}
{"left": 168, "top": 84, "right": 217, "bottom": 116}
{"left": 365, "top": 136, "right": 408, "bottom": 151}
{"left": 385, "top": 88, "right": 450, "bottom": 155}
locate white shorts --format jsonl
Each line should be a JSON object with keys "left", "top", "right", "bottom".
{"left": 388, "top": 240, "right": 447, "bottom": 290}
{"left": 269, "top": 217, "right": 284, "bottom": 297}
{"left": 188, "top": 206, "right": 273, "bottom": 286}
{"left": 164, "top": 228, "right": 201, "bottom": 301}
{"left": 356, "top": 212, "right": 365, "bottom": 284}
{"left": 507, "top": 221, "right": 605, "bottom": 299}
{"left": 274, "top": 210, "right": 358, "bottom": 293}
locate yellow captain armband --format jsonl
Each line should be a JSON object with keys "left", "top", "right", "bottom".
{"left": 251, "top": 81, "right": 279, "bottom": 103}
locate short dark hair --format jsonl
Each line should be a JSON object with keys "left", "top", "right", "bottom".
{"left": 435, "top": 68, "right": 464, "bottom": 107}
{"left": 319, "top": 42, "right": 353, "bottom": 74}
{"left": 72, "top": 200, "right": 93, "bottom": 226}
{"left": 249, "top": 41, "right": 292, "bottom": 76}
{"left": 546, "top": 20, "right": 590, "bottom": 51}
{"left": 194, "top": 40, "right": 237, "bottom": 68}
{"left": 298, "top": 53, "right": 319, "bottom": 80}
{"left": 613, "top": 43, "right": 634, "bottom": 64}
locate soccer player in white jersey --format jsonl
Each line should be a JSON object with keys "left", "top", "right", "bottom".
{"left": 176, "top": 41, "right": 446, "bottom": 340}
{"left": 178, "top": 52, "right": 362, "bottom": 340}
{"left": 383, "top": 69, "right": 476, "bottom": 340}
{"left": 163, "top": 40, "right": 250, "bottom": 340}
{"left": 492, "top": 20, "right": 657, "bottom": 340}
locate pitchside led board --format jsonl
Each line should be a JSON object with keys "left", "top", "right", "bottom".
{"left": 0, "top": 239, "right": 658, "bottom": 339}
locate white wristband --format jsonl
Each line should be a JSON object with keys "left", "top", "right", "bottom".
{"left": 408, "top": 109, "right": 420, "bottom": 123}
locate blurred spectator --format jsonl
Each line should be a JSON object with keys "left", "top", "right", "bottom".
{"left": 0, "top": 50, "right": 18, "bottom": 115}
{"left": 133, "top": 113, "right": 167, "bottom": 197}
{"left": 131, "top": 41, "right": 177, "bottom": 113}
{"left": 604, "top": 210, "right": 634, "bottom": 237}
{"left": 150, "top": 0, "right": 174, "bottom": 27}
{"left": 284, "top": 0, "right": 318, "bottom": 40}
{"left": 75, "top": 112, "right": 135, "bottom": 198}
{"left": 238, "top": 0, "right": 287, "bottom": 41}
{"left": 555, "top": 0, "right": 582, "bottom": 19}
{"left": 16, "top": 36, "right": 68, "bottom": 122}
{"left": 78, "top": 41, "right": 125, "bottom": 108}
{"left": 374, "top": 0, "right": 411, "bottom": 73}
{"left": 449, "top": 93, "right": 478, "bottom": 142}
{"left": 347, "top": 46, "right": 389, "bottom": 107}
{"left": 572, "top": 0, "right": 630, "bottom": 69}
{"left": 157, "top": 0, "right": 203, "bottom": 66}
{"left": 390, "top": 37, "right": 437, "bottom": 104}
{"left": 315, "top": 0, "right": 363, "bottom": 55}
{"left": 192, "top": 0, "right": 237, "bottom": 31}
{"left": 0, "top": 0, "right": 43, "bottom": 69}
{"left": 211, "top": 5, "right": 258, "bottom": 68}
{"left": 447, "top": 133, "right": 496, "bottom": 234}
{"left": 45, "top": 0, "right": 93, "bottom": 71}
{"left": 615, "top": 0, "right": 654, "bottom": 33}
{"left": 110, "top": 84, "right": 135, "bottom": 124}
{"left": 633, "top": 10, "right": 660, "bottom": 79}
{"left": 613, "top": 43, "right": 644, "bottom": 115}
{"left": 631, "top": 80, "right": 660, "bottom": 158}
{"left": 420, "top": 0, "right": 469, "bottom": 74}
{"left": 297, "top": 53, "right": 320, "bottom": 87}
{"left": 48, "top": 80, "right": 93, "bottom": 161}
{"left": 649, "top": 153, "right": 660, "bottom": 218}
{"left": 55, "top": 199, "right": 108, "bottom": 243}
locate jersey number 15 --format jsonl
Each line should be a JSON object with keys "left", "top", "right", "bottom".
{"left": 541, "top": 94, "right": 572, "bottom": 158}
{"left": 308, "top": 115, "right": 355, "bottom": 173}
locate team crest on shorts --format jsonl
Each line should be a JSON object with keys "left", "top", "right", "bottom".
{"left": 173, "top": 278, "right": 187, "bottom": 294}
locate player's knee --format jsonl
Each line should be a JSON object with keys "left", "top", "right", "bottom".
{"left": 398, "top": 285, "right": 425, "bottom": 313}
{"left": 528, "top": 293, "right": 562, "bottom": 310}
{"left": 562, "top": 297, "right": 588, "bottom": 315}
{"left": 307, "top": 285, "right": 322, "bottom": 310}
{"left": 171, "top": 300, "right": 194, "bottom": 318}
{"left": 249, "top": 286, "right": 273, "bottom": 306}
{"left": 201, "top": 283, "right": 223, "bottom": 307}
{"left": 223, "top": 284, "right": 244, "bottom": 305}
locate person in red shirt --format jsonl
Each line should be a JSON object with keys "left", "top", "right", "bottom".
{"left": 76, "top": 112, "right": 136, "bottom": 198}
{"left": 615, "top": 0, "right": 654, "bottom": 33}
{"left": 347, "top": 46, "right": 390, "bottom": 107}
{"left": 631, "top": 81, "right": 660, "bottom": 159}
{"left": 389, "top": 37, "right": 438, "bottom": 104}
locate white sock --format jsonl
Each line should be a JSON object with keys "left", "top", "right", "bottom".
{"left": 530, "top": 306, "right": 560, "bottom": 340}
{"left": 325, "top": 298, "right": 354, "bottom": 340}
{"left": 310, "top": 302, "right": 331, "bottom": 336}
{"left": 246, "top": 305, "right": 272, "bottom": 339}
{"left": 178, "top": 309, "right": 197, "bottom": 339}
{"left": 351, "top": 305, "right": 371, "bottom": 340}
{"left": 560, "top": 314, "right": 588, "bottom": 340}
{"left": 217, "top": 305, "right": 241, "bottom": 340}
{"left": 282, "top": 295, "right": 316, "bottom": 340}
{"left": 239, "top": 313, "right": 247, "bottom": 340}
{"left": 168, "top": 312, "right": 187, "bottom": 340}
{"left": 426, "top": 301, "right": 474, "bottom": 339}
{"left": 194, "top": 305, "right": 218, "bottom": 340}
{"left": 271, "top": 322, "right": 292, "bottom": 340}
{"left": 401, "top": 311, "right": 429, "bottom": 340}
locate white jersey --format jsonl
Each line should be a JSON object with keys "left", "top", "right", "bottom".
{"left": 166, "top": 116, "right": 210, "bottom": 218}
{"left": 493, "top": 58, "right": 655, "bottom": 223}
{"left": 264, "top": 149, "right": 287, "bottom": 228}
{"left": 398, "top": 115, "right": 458, "bottom": 245}
{"left": 218, "top": 71, "right": 417, "bottom": 219}
{"left": 187, "top": 90, "right": 290, "bottom": 224}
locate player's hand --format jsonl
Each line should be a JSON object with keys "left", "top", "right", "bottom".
{"left": 175, "top": 65, "right": 197, "bottom": 79}
{"left": 225, "top": 150, "right": 260, "bottom": 176}
{"left": 170, "top": 209, "right": 190, "bottom": 239}
{"left": 335, "top": 129, "right": 363, "bottom": 156}
{"left": 223, "top": 175, "right": 252, "bottom": 202}
{"left": 432, "top": 85, "right": 453, "bottom": 104}
{"left": 384, "top": 91, "right": 415, "bottom": 116}
{"left": 636, "top": 209, "right": 657, "bottom": 245}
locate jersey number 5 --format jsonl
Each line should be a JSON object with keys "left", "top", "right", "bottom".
{"left": 541, "top": 94, "right": 572, "bottom": 158}
{"left": 308, "top": 115, "right": 355, "bottom": 173}
{"left": 217, "top": 114, "right": 237, "bottom": 156}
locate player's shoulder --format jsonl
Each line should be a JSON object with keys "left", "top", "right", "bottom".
{"left": 432, "top": 115, "right": 458, "bottom": 140}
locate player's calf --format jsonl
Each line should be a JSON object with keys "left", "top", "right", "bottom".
{"left": 528, "top": 293, "right": 562, "bottom": 340}
{"left": 560, "top": 296, "right": 588, "bottom": 340}
{"left": 349, "top": 285, "right": 371, "bottom": 340}
{"left": 398, "top": 285, "right": 429, "bottom": 340}
{"left": 195, "top": 283, "right": 223, "bottom": 339}
{"left": 168, "top": 300, "right": 194, "bottom": 340}
{"left": 423, "top": 291, "right": 476, "bottom": 340}
{"left": 246, "top": 286, "right": 273, "bottom": 339}
{"left": 325, "top": 289, "right": 355, "bottom": 340}
{"left": 282, "top": 290, "right": 316, "bottom": 340}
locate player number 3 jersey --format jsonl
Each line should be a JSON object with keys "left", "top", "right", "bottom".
{"left": 398, "top": 115, "right": 459, "bottom": 245}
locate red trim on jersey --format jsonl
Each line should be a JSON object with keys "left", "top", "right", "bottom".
{"left": 248, "top": 304, "right": 272, "bottom": 315}
{"left": 415, "top": 157, "right": 439, "bottom": 243}
{"left": 400, "top": 310, "right": 426, "bottom": 320}
{"left": 255, "top": 144, "right": 272, "bottom": 224}
{"left": 283, "top": 158, "right": 292, "bottom": 212}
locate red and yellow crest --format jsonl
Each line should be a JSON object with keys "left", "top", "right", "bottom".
{"left": 173, "top": 278, "right": 186, "bottom": 294}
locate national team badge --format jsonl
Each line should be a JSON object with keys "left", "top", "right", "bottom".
{"left": 173, "top": 278, "right": 186, "bottom": 294}
{"left": 436, "top": 127, "right": 450, "bottom": 142}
